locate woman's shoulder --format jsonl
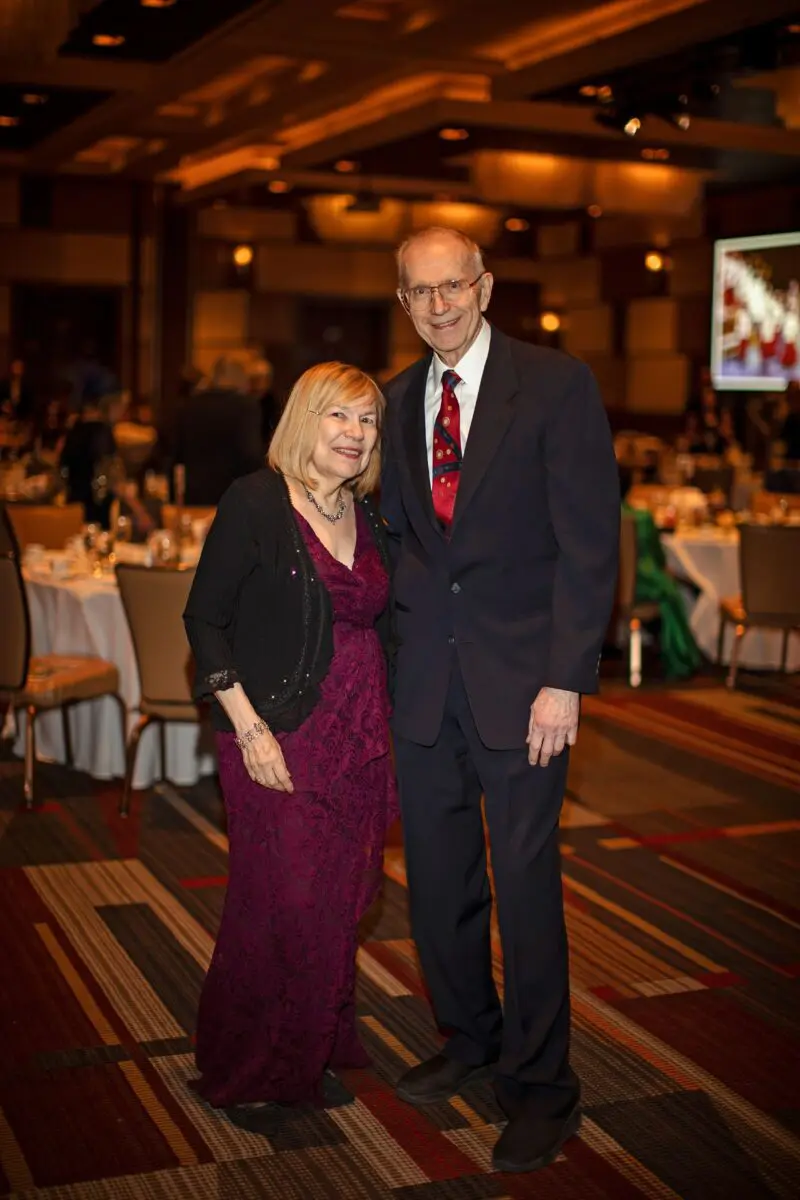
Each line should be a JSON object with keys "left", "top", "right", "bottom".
{"left": 224, "top": 466, "right": 286, "bottom": 511}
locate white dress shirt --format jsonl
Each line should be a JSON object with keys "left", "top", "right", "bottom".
{"left": 424, "top": 320, "right": 492, "bottom": 483}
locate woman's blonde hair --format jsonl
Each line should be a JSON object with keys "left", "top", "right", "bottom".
{"left": 268, "top": 361, "right": 384, "bottom": 499}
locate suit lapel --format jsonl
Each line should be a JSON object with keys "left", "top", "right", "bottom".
{"left": 451, "top": 327, "right": 518, "bottom": 531}
{"left": 399, "top": 354, "right": 440, "bottom": 531}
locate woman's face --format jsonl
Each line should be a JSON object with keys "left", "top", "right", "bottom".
{"left": 309, "top": 393, "right": 379, "bottom": 487}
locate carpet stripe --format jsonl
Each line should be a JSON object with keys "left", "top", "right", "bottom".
{"left": 577, "top": 991, "right": 800, "bottom": 1194}
{"left": 563, "top": 875, "right": 724, "bottom": 974}
{"left": 117, "top": 1061, "right": 198, "bottom": 1168}
{"left": 330, "top": 1098, "right": 429, "bottom": 1188}
{"left": 568, "top": 854, "right": 795, "bottom": 979}
{"left": 362, "top": 1014, "right": 419, "bottom": 1066}
{"left": 0, "top": 1105, "right": 34, "bottom": 1192}
{"left": 566, "top": 1129, "right": 675, "bottom": 1200}
{"left": 660, "top": 856, "right": 800, "bottom": 930}
{"left": 586, "top": 700, "right": 800, "bottom": 789}
{"left": 149, "top": 1052, "right": 275, "bottom": 1163}
{"left": 442, "top": 1125, "right": 502, "bottom": 1173}
{"left": 158, "top": 782, "right": 229, "bottom": 852}
{"left": 27, "top": 866, "right": 184, "bottom": 1042}
{"left": 35, "top": 923, "right": 118, "bottom": 1046}
{"left": 357, "top": 945, "right": 413, "bottom": 998}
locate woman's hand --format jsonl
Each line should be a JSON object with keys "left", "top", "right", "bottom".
{"left": 240, "top": 729, "right": 294, "bottom": 792}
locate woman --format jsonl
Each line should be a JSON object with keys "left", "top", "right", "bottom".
{"left": 183, "top": 361, "right": 397, "bottom": 1113}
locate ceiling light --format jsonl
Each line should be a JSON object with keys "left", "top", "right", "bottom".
{"left": 268, "top": 180, "right": 290, "bottom": 194}
{"left": 597, "top": 85, "right": 613, "bottom": 102}
{"left": 595, "top": 110, "right": 641, "bottom": 137}
{"left": 645, "top": 251, "right": 665, "bottom": 272}
{"left": 505, "top": 217, "right": 530, "bottom": 233}
{"left": 641, "top": 147, "right": 670, "bottom": 161}
{"left": 141, "top": 0, "right": 177, "bottom": 6}
{"left": 579, "top": 85, "right": 598, "bottom": 97}
{"left": 92, "top": 33, "right": 126, "bottom": 47}
{"left": 232, "top": 244, "right": 254, "bottom": 267}
{"left": 335, "top": 159, "right": 358, "bottom": 173}
{"left": 22, "top": 93, "right": 47, "bottom": 105}
{"left": 438, "top": 127, "right": 469, "bottom": 142}
{"left": 587, "top": 204, "right": 603, "bottom": 218}
{"left": 0, "top": 116, "right": 20, "bottom": 127}
{"left": 540, "top": 312, "right": 561, "bottom": 333}
{"left": 676, "top": 113, "right": 691, "bottom": 130}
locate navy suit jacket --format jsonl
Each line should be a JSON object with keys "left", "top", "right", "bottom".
{"left": 381, "top": 325, "right": 620, "bottom": 749}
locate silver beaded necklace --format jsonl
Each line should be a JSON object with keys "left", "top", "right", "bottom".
{"left": 305, "top": 487, "right": 348, "bottom": 524}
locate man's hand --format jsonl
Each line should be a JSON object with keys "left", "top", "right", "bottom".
{"left": 526, "top": 687, "right": 579, "bottom": 767}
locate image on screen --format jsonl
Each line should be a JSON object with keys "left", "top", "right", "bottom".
{"left": 711, "top": 231, "right": 800, "bottom": 392}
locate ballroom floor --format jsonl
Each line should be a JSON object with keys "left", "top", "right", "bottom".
{"left": 0, "top": 675, "right": 798, "bottom": 1199}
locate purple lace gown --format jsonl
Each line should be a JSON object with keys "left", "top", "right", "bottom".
{"left": 193, "top": 504, "right": 398, "bottom": 1108}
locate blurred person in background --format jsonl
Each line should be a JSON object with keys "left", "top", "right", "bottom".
{"left": 173, "top": 358, "right": 264, "bottom": 505}
{"left": 0, "top": 358, "right": 35, "bottom": 423}
{"left": 59, "top": 389, "right": 126, "bottom": 526}
{"left": 183, "top": 361, "right": 397, "bottom": 1115}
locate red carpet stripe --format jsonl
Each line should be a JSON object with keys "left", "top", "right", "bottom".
{"left": 350, "top": 1069, "right": 483, "bottom": 1182}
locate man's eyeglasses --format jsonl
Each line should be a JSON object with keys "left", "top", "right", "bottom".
{"left": 399, "top": 271, "right": 487, "bottom": 312}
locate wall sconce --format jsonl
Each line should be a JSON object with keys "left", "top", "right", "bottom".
{"left": 540, "top": 311, "right": 561, "bottom": 333}
{"left": 232, "top": 244, "right": 254, "bottom": 268}
{"left": 644, "top": 251, "right": 669, "bottom": 272}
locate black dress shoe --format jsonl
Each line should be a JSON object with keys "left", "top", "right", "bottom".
{"left": 395, "top": 1053, "right": 496, "bottom": 1105}
{"left": 492, "top": 1099, "right": 582, "bottom": 1173}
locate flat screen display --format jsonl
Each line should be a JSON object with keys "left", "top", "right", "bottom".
{"left": 711, "top": 231, "right": 800, "bottom": 391}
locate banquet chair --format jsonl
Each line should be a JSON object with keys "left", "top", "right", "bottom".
{"left": 115, "top": 563, "right": 199, "bottom": 816}
{"left": 7, "top": 503, "right": 84, "bottom": 550}
{"left": 718, "top": 524, "right": 800, "bottom": 688}
{"left": 0, "top": 508, "right": 125, "bottom": 809}
{"left": 617, "top": 511, "right": 660, "bottom": 687}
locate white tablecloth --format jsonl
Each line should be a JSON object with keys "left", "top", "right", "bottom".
{"left": 14, "top": 569, "right": 216, "bottom": 787}
{"left": 662, "top": 528, "right": 800, "bottom": 671}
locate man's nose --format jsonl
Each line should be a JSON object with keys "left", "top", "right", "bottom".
{"left": 430, "top": 288, "right": 448, "bottom": 314}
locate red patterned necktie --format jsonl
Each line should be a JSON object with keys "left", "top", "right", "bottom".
{"left": 432, "top": 369, "right": 462, "bottom": 528}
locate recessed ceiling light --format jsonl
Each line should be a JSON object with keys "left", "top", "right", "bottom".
{"left": 92, "top": 33, "right": 126, "bottom": 47}
{"left": 587, "top": 204, "right": 603, "bottom": 218}
{"left": 641, "top": 146, "right": 670, "bottom": 160}
{"left": 141, "top": 0, "right": 177, "bottom": 6}
{"left": 335, "top": 159, "right": 359, "bottom": 173}
{"left": 268, "top": 180, "right": 290, "bottom": 194}
{"left": 505, "top": 217, "right": 530, "bottom": 232}
{"left": 645, "top": 251, "right": 665, "bottom": 272}
{"left": 579, "top": 85, "right": 598, "bottom": 97}
{"left": 540, "top": 311, "right": 561, "bottom": 332}
{"left": 22, "top": 93, "right": 47, "bottom": 105}
{"left": 232, "top": 244, "right": 254, "bottom": 267}
{"left": 438, "top": 127, "right": 469, "bottom": 142}
{"left": 623, "top": 116, "right": 641, "bottom": 136}
{"left": 0, "top": 116, "right": 20, "bottom": 127}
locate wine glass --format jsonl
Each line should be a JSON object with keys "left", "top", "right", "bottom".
{"left": 115, "top": 514, "right": 133, "bottom": 546}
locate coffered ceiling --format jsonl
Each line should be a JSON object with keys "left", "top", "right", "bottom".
{"left": 0, "top": 0, "right": 798, "bottom": 213}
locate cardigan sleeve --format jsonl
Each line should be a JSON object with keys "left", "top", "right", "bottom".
{"left": 183, "top": 480, "right": 257, "bottom": 699}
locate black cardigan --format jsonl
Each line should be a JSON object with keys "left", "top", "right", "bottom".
{"left": 183, "top": 468, "right": 393, "bottom": 733}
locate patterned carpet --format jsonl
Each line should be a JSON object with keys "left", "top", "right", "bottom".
{"left": 0, "top": 678, "right": 798, "bottom": 1198}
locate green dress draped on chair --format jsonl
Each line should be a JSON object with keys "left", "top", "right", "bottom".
{"left": 623, "top": 503, "right": 703, "bottom": 680}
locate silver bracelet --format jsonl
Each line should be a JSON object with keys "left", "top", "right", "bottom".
{"left": 234, "top": 720, "right": 268, "bottom": 750}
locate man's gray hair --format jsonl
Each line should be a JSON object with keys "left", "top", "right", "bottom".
{"left": 396, "top": 226, "right": 485, "bottom": 288}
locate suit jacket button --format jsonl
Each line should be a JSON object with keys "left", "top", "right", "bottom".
{"left": 448, "top": 635, "right": 455, "bottom": 645}
{"left": 450, "top": 582, "right": 461, "bottom": 594}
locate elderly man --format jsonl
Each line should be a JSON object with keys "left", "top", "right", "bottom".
{"left": 381, "top": 227, "right": 620, "bottom": 1173}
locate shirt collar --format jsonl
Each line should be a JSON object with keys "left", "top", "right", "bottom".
{"left": 431, "top": 319, "right": 491, "bottom": 392}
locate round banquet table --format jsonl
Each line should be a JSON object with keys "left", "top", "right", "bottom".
{"left": 14, "top": 564, "right": 216, "bottom": 788}
{"left": 661, "top": 527, "right": 800, "bottom": 671}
